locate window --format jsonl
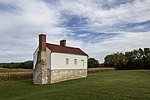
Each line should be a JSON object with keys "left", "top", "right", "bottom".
{"left": 66, "top": 58, "right": 69, "bottom": 64}
{"left": 81, "top": 60, "right": 84, "bottom": 67}
{"left": 74, "top": 59, "right": 77, "bottom": 65}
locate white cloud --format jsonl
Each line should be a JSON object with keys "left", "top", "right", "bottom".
{"left": 0, "top": 0, "right": 70, "bottom": 62}
{"left": 59, "top": 0, "right": 150, "bottom": 32}
{"left": 0, "top": 0, "right": 67, "bottom": 33}
{"left": 85, "top": 31, "right": 150, "bottom": 62}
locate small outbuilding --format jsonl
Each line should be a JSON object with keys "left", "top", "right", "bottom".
{"left": 33, "top": 34, "right": 88, "bottom": 84}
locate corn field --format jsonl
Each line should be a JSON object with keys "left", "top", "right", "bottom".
{"left": 0, "top": 72, "right": 32, "bottom": 82}
{"left": 88, "top": 68, "right": 115, "bottom": 73}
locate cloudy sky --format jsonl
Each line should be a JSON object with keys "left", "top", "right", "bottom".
{"left": 0, "top": 0, "right": 150, "bottom": 63}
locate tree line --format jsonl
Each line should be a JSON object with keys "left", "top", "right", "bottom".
{"left": 104, "top": 48, "right": 150, "bottom": 70}
{"left": 1, "top": 48, "right": 149, "bottom": 70}
{"left": 0, "top": 61, "right": 33, "bottom": 69}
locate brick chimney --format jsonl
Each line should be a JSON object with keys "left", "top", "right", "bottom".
{"left": 39, "top": 34, "right": 46, "bottom": 51}
{"left": 60, "top": 40, "right": 66, "bottom": 47}
{"left": 33, "top": 33, "right": 48, "bottom": 84}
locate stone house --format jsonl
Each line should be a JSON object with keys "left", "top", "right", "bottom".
{"left": 33, "top": 34, "right": 88, "bottom": 84}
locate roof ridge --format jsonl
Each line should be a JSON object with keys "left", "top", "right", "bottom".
{"left": 46, "top": 43, "right": 79, "bottom": 49}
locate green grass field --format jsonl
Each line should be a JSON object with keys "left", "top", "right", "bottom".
{"left": 0, "top": 70, "right": 150, "bottom": 100}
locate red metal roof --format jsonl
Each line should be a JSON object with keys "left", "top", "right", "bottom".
{"left": 46, "top": 43, "right": 88, "bottom": 56}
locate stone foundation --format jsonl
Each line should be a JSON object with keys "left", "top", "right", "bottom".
{"left": 48, "top": 69, "right": 87, "bottom": 83}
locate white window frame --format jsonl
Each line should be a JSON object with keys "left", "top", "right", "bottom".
{"left": 66, "top": 58, "right": 69, "bottom": 65}
{"left": 74, "top": 59, "right": 77, "bottom": 65}
{"left": 81, "top": 60, "right": 84, "bottom": 68}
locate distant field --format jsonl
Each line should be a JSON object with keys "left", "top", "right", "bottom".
{"left": 0, "top": 68, "right": 32, "bottom": 73}
{"left": 0, "top": 70, "right": 150, "bottom": 100}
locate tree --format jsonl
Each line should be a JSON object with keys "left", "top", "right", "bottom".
{"left": 104, "top": 48, "right": 150, "bottom": 70}
{"left": 20, "top": 61, "right": 33, "bottom": 69}
{"left": 125, "top": 48, "right": 150, "bottom": 69}
{"left": 88, "top": 58, "right": 100, "bottom": 68}
{"left": 104, "top": 55, "right": 115, "bottom": 67}
{"left": 104, "top": 52, "right": 126, "bottom": 70}
{"left": 1, "top": 60, "right": 33, "bottom": 69}
{"left": 143, "top": 48, "right": 150, "bottom": 69}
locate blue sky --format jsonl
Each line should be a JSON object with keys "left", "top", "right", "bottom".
{"left": 0, "top": 0, "right": 150, "bottom": 63}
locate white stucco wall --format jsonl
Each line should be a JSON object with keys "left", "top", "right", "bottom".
{"left": 51, "top": 52, "right": 88, "bottom": 69}
{"left": 33, "top": 47, "right": 38, "bottom": 69}
{"left": 46, "top": 48, "right": 51, "bottom": 69}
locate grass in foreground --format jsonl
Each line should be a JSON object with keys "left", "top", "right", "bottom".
{"left": 0, "top": 70, "right": 150, "bottom": 100}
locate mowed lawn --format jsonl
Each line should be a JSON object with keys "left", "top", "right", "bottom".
{"left": 0, "top": 70, "right": 150, "bottom": 100}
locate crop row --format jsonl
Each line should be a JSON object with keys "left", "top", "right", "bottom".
{"left": 0, "top": 72, "right": 32, "bottom": 82}
{"left": 88, "top": 68, "right": 115, "bottom": 73}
